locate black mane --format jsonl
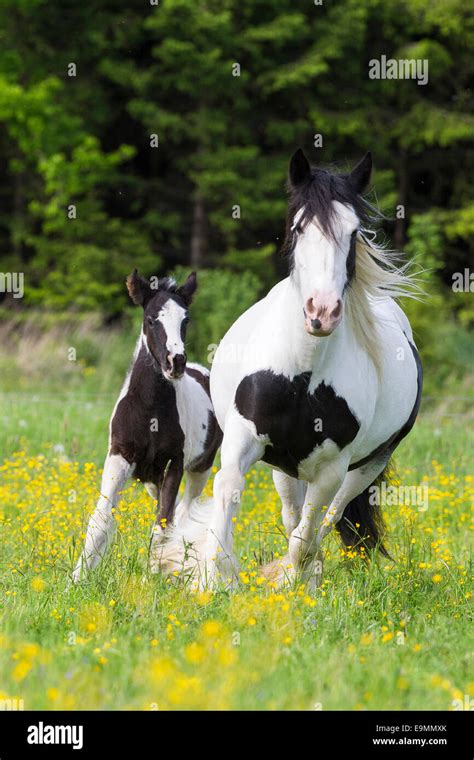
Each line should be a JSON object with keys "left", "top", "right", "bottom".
{"left": 155, "top": 276, "right": 179, "bottom": 294}
{"left": 282, "top": 164, "right": 377, "bottom": 261}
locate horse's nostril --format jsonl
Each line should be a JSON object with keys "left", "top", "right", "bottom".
{"left": 172, "top": 353, "right": 186, "bottom": 374}
{"left": 331, "top": 300, "right": 342, "bottom": 319}
{"left": 305, "top": 297, "right": 317, "bottom": 317}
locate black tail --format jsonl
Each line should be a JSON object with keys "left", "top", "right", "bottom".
{"left": 336, "top": 465, "right": 392, "bottom": 559}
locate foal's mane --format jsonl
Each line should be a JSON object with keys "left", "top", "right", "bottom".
{"left": 283, "top": 165, "right": 422, "bottom": 375}
{"left": 155, "top": 276, "right": 178, "bottom": 294}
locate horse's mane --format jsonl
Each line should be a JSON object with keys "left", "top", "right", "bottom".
{"left": 346, "top": 234, "right": 422, "bottom": 375}
{"left": 156, "top": 276, "right": 178, "bottom": 293}
{"left": 282, "top": 165, "right": 375, "bottom": 254}
{"left": 283, "top": 165, "right": 422, "bottom": 375}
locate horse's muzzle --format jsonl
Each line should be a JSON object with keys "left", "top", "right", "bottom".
{"left": 304, "top": 294, "right": 343, "bottom": 336}
{"left": 165, "top": 352, "right": 187, "bottom": 379}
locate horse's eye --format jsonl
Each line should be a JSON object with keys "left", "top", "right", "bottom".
{"left": 295, "top": 223, "right": 303, "bottom": 235}
{"left": 146, "top": 315, "right": 154, "bottom": 327}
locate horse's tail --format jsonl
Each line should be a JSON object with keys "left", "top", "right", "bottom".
{"left": 335, "top": 464, "right": 392, "bottom": 559}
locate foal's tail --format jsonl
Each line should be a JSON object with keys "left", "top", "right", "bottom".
{"left": 335, "top": 464, "right": 392, "bottom": 559}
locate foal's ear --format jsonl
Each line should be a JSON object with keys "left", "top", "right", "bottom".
{"left": 289, "top": 148, "right": 311, "bottom": 187}
{"left": 177, "top": 271, "right": 197, "bottom": 306}
{"left": 126, "top": 268, "right": 153, "bottom": 307}
{"left": 348, "top": 152, "right": 372, "bottom": 194}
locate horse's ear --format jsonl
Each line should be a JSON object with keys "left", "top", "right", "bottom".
{"left": 126, "top": 268, "right": 153, "bottom": 306}
{"left": 178, "top": 271, "right": 197, "bottom": 306}
{"left": 289, "top": 148, "right": 311, "bottom": 187}
{"left": 348, "top": 152, "right": 372, "bottom": 194}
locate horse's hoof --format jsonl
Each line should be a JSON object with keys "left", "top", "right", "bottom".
{"left": 260, "top": 554, "right": 293, "bottom": 587}
{"left": 150, "top": 525, "right": 166, "bottom": 545}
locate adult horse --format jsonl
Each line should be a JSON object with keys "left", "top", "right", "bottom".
{"left": 206, "top": 149, "right": 422, "bottom": 588}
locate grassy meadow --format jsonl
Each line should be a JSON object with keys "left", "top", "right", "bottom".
{"left": 0, "top": 319, "right": 472, "bottom": 711}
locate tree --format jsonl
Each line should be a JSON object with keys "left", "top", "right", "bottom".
{"left": 0, "top": 0, "right": 471, "bottom": 326}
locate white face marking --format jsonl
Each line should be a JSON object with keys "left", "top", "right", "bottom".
{"left": 292, "top": 201, "right": 359, "bottom": 304}
{"left": 140, "top": 328, "right": 150, "bottom": 354}
{"left": 155, "top": 298, "right": 187, "bottom": 356}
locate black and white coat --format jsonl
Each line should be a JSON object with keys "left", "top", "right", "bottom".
{"left": 204, "top": 151, "right": 422, "bottom": 589}
{"left": 73, "top": 272, "right": 222, "bottom": 580}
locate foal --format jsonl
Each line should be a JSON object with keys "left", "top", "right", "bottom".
{"left": 73, "top": 270, "right": 222, "bottom": 581}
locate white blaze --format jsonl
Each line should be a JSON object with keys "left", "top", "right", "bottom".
{"left": 292, "top": 201, "right": 359, "bottom": 303}
{"left": 156, "top": 299, "right": 187, "bottom": 356}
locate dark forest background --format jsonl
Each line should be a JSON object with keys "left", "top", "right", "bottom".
{"left": 0, "top": 0, "right": 472, "bottom": 394}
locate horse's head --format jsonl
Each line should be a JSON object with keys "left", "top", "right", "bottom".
{"left": 285, "top": 148, "right": 372, "bottom": 337}
{"left": 126, "top": 270, "right": 197, "bottom": 380}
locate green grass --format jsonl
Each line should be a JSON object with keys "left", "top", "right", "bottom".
{"left": 0, "top": 380, "right": 472, "bottom": 710}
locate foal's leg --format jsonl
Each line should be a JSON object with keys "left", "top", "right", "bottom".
{"left": 287, "top": 458, "right": 348, "bottom": 590}
{"left": 174, "top": 468, "right": 211, "bottom": 528}
{"left": 73, "top": 453, "right": 134, "bottom": 581}
{"left": 149, "top": 456, "right": 184, "bottom": 572}
{"left": 203, "top": 415, "right": 265, "bottom": 588}
{"left": 272, "top": 470, "right": 307, "bottom": 538}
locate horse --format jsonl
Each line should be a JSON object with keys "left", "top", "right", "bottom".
{"left": 204, "top": 149, "right": 422, "bottom": 589}
{"left": 73, "top": 270, "right": 222, "bottom": 581}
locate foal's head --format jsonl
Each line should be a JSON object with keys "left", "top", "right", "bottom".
{"left": 126, "top": 270, "right": 197, "bottom": 380}
{"left": 285, "top": 148, "right": 373, "bottom": 337}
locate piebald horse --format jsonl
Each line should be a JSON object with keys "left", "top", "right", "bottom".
{"left": 205, "top": 149, "right": 422, "bottom": 588}
{"left": 73, "top": 271, "right": 222, "bottom": 581}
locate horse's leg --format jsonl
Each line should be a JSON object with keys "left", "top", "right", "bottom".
{"left": 144, "top": 482, "right": 161, "bottom": 546}
{"left": 73, "top": 453, "right": 134, "bottom": 581}
{"left": 203, "top": 415, "right": 265, "bottom": 588}
{"left": 174, "top": 468, "right": 210, "bottom": 527}
{"left": 286, "top": 458, "right": 348, "bottom": 589}
{"left": 149, "top": 456, "right": 184, "bottom": 572}
{"left": 316, "top": 456, "right": 390, "bottom": 545}
{"left": 272, "top": 470, "right": 307, "bottom": 538}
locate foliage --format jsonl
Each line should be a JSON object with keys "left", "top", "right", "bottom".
{"left": 0, "top": 0, "right": 471, "bottom": 322}
{"left": 171, "top": 266, "right": 262, "bottom": 363}
{"left": 402, "top": 213, "right": 473, "bottom": 395}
